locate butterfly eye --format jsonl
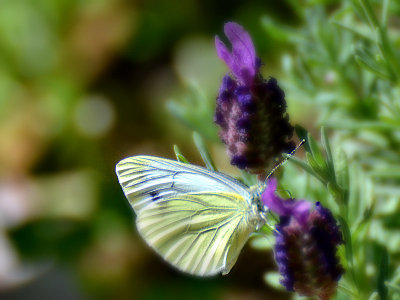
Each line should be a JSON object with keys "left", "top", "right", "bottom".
{"left": 256, "top": 200, "right": 266, "bottom": 213}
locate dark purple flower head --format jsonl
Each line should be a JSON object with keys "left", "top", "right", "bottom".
{"left": 215, "top": 22, "right": 258, "bottom": 86}
{"left": 262, "top": 179, "right": 344, "bottom": 300}
{"left": 214, "top": 22, "right": 294, "bottom": 174}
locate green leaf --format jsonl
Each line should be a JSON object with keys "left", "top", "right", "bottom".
{"left": 284, "top": 154, "right": 325, "bottom": 185}
{"left": 327, "top": 181, "right": 340, "bottom": 199}
{"left": 338, "top": 282, "right": 360, "bottom": 299}
{"left": 338, "top": 216, "right": 358, "bottom": 289}
{"left": 368, "top": 292, "right": 379, "bottom": 300}
{"left": 349, "top": 0, "right": 371, "bottom": 28}
{"left": 381, "top": 0, "right": 390, "bottom": 27}
{"left": 332, "top": 20, "right": 375, "bottom": 43}
{"left": 192, "top": 132, "right": 217, "bottom": 171}
{"left": 369, "top": 168, "right": 400, "bottom": 179}
{"left": 354, "top": 46, "right": 392, "bottom": 80}
{"left": 263, "top": 272, "right": 285, "bottom": 290}
{"left": 307, "top": 132, "right": 325, "bottom": 167}
{"left": 261, "top": 17, "right": 301, "bottom": 44}
{"left": 240, "top": 170, "right": 257, "bottom": 187}
{"left": 377, "top": 247, "right": 389, "bottom": 300}
{"left": 386, "top": 282, "right": 400, "bottom": 294}
{"left": 173, "top": 145, "right": 190, "bottom": 164}
{"left": 358, "top": 0, "right": 380, "bottom": 28}
{"left": 324, "top": 120, "right": 400, "bottom": 130}
{"left": 336, "top": 149, "right": 349, "bottom": 191}
{"left": 294, "top": 125, "right": 311, "bottom": 153}
{"left": 338, "top": 217, "right": 353, "bottom": 263}
{"left": 306, "top": 152, "right": 330, "bottom": 182}
{"left": 250, "top": 235, "right": 273, "bottom": 250}
{"left": 321, "top": 127, "right": 335, "bottom": 177}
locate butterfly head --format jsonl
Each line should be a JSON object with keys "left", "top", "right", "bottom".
{"left": 248, "top": 184, "right": 269, "bottom": 229}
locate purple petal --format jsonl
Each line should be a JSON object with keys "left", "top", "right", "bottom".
{"left": 215, "top": 22, "right": 258, "bottom": 85}
{"left": 261, "top": 179, "right": 311, "bottom": 224}
{"left": 224, "top": 22, "right": 256, "bottom": 85}
{"left": 236, "top": 115, "right": 251, "bottom": 131}
{"left": 214, "top": 110, "right": 225, "bottom": 126}
{"left": 215, "top": 36, "right": 235, "bottom": 74}
{"left": 261, "top": 178, "right": 288, "bottom": 215}
{"left": 220, "top": 74, "right": 236, "bottom": 91}
{"left": 234, "top": 86, "right": 252, "bottom": 106}
{"left": 231, "top": 155, "right": 248, "bottom": 169}
{"left": 291, "top": 200, "right": 311, "bottom": 226}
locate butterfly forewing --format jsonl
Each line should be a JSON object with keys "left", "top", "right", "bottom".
{"left": 116, "top": 155, "right": 252, "bottom": 212}
{"left": 136, "top": 192, "right": 259, "bottom": 276}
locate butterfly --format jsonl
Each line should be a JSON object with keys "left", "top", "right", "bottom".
{"left": 115, "top": 155, "right": 269, "bottom": 277}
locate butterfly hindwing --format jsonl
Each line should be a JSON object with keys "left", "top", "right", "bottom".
{"left": 136, "top": 192, "right": 258, "bottom": 276}
{"left": 116, "top": 155, "right": 251, "bottom": 212}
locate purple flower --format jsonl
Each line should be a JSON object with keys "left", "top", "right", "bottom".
{"left": 215, "top": 22, "right": 294, "bottom": 174}
{"left": 262, "top": 179, "right": 344, "bottom": 300}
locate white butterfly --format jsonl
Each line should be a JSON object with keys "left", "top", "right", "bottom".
{"left": 116, "top": 155, "right": 268, "bottom": 276}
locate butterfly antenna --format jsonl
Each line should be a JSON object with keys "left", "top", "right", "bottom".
{"left": 264, "top": 139, "right": 306, "bottom": 183}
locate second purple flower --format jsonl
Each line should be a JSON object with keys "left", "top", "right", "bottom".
{"left": 262, "top": 179, "right": 344, "bottom": 300}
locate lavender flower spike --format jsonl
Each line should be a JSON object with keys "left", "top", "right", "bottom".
{"left": 215, "top": 22, "right": 258, "bottom": 86}
{"left": 262, "top": 179, "right": 344, "bottom": 300}
{"left": 214, "top": 22, "right": 294, "bottom": 174}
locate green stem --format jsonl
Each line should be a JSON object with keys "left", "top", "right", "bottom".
{"left": 338, "top": 216, "right": 361, "bottom": 298}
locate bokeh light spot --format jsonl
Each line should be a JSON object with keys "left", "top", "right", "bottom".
{"left": 74, "top": 95, "right": 115, "bottom": 138}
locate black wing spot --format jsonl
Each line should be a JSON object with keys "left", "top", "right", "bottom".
{"left": 149, "top": 191, "right": 161, "bottom": 202}
{"left": 170, "top": 171, "right": 180, "bottom": 188}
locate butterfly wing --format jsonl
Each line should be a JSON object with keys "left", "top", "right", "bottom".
{"left": 136, "top": 191, "right": 260, "bottom": 276}
{"left": 116, "top": 155, "right": 252, "bottom": 212}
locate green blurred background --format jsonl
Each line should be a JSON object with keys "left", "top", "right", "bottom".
{"left": 0, "top": 0, "right": 297, "bottom": 299}
{"left": 2, "top": 0, "right": 400, "bottom": 299}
